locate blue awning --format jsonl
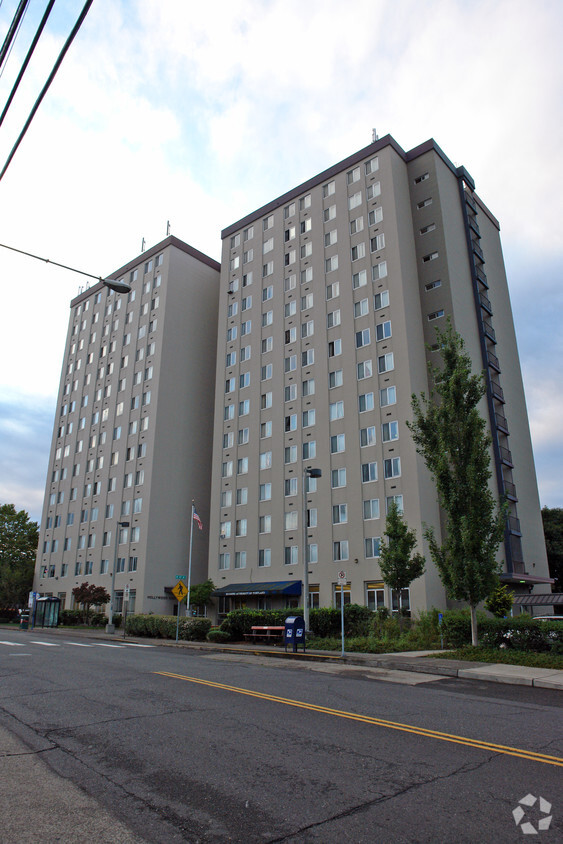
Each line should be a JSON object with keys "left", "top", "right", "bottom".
{"left": 213, "top": 581, "right": 301, "bottom": 597}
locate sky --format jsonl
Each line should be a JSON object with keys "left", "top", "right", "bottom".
{"left": 0, "top": 0, "right": 561, "bottom": 524}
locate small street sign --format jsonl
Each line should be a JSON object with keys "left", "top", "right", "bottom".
{"left": 124, "top": 585, "right": 130, "bottom": 600}
{"left": 337, "top": 571, "right": 347, "bottom": 585}
{"left": 175, "top": 575, "right": 187, "bottom": 580}
{"left": 171, "top": 581, "right": 188, "bottom": 602}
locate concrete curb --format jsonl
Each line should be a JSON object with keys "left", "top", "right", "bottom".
{"left": 3, "top": 625, "right": 562, "bottom": 690}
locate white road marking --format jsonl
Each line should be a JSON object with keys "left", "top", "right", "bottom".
{"left": 122, "top": 642, "right": 154, "bottom": 648}
{"left": 64, "top": 642, "right": 93, "bottom": 647}
{"left": 0, "top": 641, "right": 25, "bottom": 646}
{"left": 9, "top": 653, "right": 32, "bottom": 656}
{"left": 30, "top": 641, "right": 59, "bottom": 646}
{"left": 96, "top": 643, "right": 125, "bottom": 648}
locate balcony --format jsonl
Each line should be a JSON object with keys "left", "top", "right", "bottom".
{"left": 475, "top": 266, "right": 488, "bottom": 288}
{"left": 472, "top": 240, "right": 484, "bottom": 261}
{"left": 468, "top": 216, "right": 481, "bottom": 237}
{"left": 464, "top": 191, "right": 477, "bottom": 214}
{"left": 483, "top": 319, "right": 496, "bottom": 343}
{"left": 479, "top": 292, "right": 492, "bottom": 314}
{"left": 503, "top": 479, "right": 518, "bottom": 500}
{"left": 508, "top": 514, "right": 522, "bottom": 535}
{"left": 488, "top": 350, "right": 501, "bottom": 372}
{"left": 499, "top": 445, "right": 513, "bottom": 467}
{"left": 491, "top": 380, "right": 505, "bottom": 402}
{"left": 495, "top": 412, "right": 509, "bottom": 434}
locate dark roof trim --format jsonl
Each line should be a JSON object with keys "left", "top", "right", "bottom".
{"left": 70, "top": 235, "right": 220, "bottom": 307}
{"left": 220, "top": 135, "right": 486, "bottom": 239}
{"left": 221, "top": 134, "right": 407, "bottom": 238}
{"left": 513, "top": 593, "right": 563, "bottom": 606}
{"left": 500, "top": 573, "right": 555, "bottom": 586}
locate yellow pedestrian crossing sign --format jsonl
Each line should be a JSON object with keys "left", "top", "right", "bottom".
{"left": 172, "top": 581, "right": 188, "bottom": 602}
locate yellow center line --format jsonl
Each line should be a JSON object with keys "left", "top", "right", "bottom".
{"left": 154, "top": 671, "right": 563, "bottom": 768}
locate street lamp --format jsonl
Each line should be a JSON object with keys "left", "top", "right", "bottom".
{"left": 303, "top": 467, "right": 322, "bottom": 632}
{"left": 106, "top": 520, "right": 130, "bottom": 633}
{"left": 0, "top": 242, "right": 132, "bottom": 293}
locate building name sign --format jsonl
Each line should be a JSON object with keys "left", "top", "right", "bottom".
{"left": 146, "top": 595, "right": 169, "bottom": 600}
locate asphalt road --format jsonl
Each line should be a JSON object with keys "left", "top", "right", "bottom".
{"left": 1, "top": 629, "right": 561, "bottom": 843}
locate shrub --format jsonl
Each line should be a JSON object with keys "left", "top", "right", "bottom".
{"left": 220, "top": 609, "right": 297, "bottom": 641}
{"left": 479, "top": 616, "right": 563, "bottom": 652}
{"left": 207, "top": 629, "right": 231, "bottom": 644}
{"left": 124, "top": 614, "right": 210, "bottom": 640}
{"left": 309, "top": 605, "right": 373, "bottom": 638}
{"left": 178, "top": 617, "right": 212, "bottom": 641}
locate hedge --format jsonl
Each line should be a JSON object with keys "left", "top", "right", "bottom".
{"left": 439, "top": 610, "right": 563, "bottom": 651}
{"left": 218, "top": 605, "right": 374, "bottom": 642}
{"left": 59, "top": 609, "right": 121, "bottom": 628}
{"left": 125, "top": 614, "right": 212, "bottom": 641}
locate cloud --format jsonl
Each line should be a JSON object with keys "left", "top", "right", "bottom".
{"left": 0, "top": 0, "right": 561, "bottom": 514}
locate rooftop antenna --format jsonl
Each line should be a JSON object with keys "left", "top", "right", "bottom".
{"left": 372, "top": 128, "right": 379, "bottom": 143}
{"left": 141, "top": 237, "right": 146, "bottom": 252}
{"left": 166, "top": 220, "right": 171, "bottom": 236}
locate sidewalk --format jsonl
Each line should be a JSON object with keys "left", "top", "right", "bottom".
{"left": 7, "top": 624, "right": 563, "bottom": 691}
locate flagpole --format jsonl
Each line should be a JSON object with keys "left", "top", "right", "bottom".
{"left": 186, "top": 501, "right": 195, "bottom": 617}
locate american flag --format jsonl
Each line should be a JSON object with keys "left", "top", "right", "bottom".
{"left": 193, "top": 505, "right": 203, "bottom": 531}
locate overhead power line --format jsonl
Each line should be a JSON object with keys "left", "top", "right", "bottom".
{"left": 0, "top": 0, "right": 57, "bottom": 129}
{"left": 0, "top": 0, "right": 95, "bottom": 184}
{"left": 0, "top": 0, "right": 29, "bottom": 72}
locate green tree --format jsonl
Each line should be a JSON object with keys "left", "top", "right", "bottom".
{"left": 71, "top": 582, "right": 110, "bottom": 624}
{"left": 189, "top": 579, "right": 216, "bottom": 615}
{"left": 407, "top": 324, "right": 506, "bottom": 646}
{"left": 0, "top": 504, "right": 38, "bottom": 608}
{"left": 379, "top": 501, "right": 425, "bottom": 627}
{"left": 485, "top": 581, "right": 514, "bottom": 618}
{"left": 541, "top": 506, "right": 563, "bottom": 592}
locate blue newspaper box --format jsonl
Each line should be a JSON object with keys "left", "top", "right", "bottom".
{"left": 284, "top": 616, "right": 306, "bottom": 653}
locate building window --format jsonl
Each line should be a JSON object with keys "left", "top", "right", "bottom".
{"left": 219, "top": 553, "right": 230, "bottom": 570}
{"left": 259, "top": 515, "right": 271, "bottom": 534}
{"left": 357, "top": 360, "right": 372, "bottom": 380}
{"left": 428, "top": 309, "right": 445, "bottom": 321}
{"left": 236, "top": 488, "right": 248, "bottom": 505}
{"left": 330, "top": 434, "right": 345, "bottom": 454}
{"left": 351, "top": 243, "right": 366, "bottom": 262}
{"left": 354, "top": 299, "right": 369, "bottom": 318}
{"left": 372, "top": 261, "right": 388, "bottom": 281}
{"left": 380, "top": 386, "right": 396, "bottom": 407}
{"left": 347, "top": 166, "right": 360, "bottom": 184}
{"left": 322, "top": 180, "right": 335, "bottom": 198}
{"left": 325, "top": 255, "right": 338, "bottom": 273}
{"left": 422, "top": 252, "right": 439, "bottom": 263}
{"left": 425, "top": 280, "right": 442, "bottom": 291}
{"left": 259, "top": 483, "right": 272, "bottom": 501}
{"left": 329, "top": 370, "right": 343, "bottom": 389}
{"left": 235, "top": 551, "right": 247, "bottom": 569}
{"left": 237, "top": 457, "right": 249, "bottom": 475}
{"left": 259, "top": 451, "right": 272, "bottom": 470}
{"left": 362, "top": 462, "right": 378, "bottom": 483}
{"left": 333, "top": 540, "right": 349, "bottom": 561}
{"left": 369, "top": 207, "right": 383, "bottom": 226}
{"left": 327, "top": 309, "right": 341, "bottom": 328}
{"left": 260, "top": 393, "right": 272, "bottom": 410}
{"left": 236, "top": 519, "right": 247, "bottom": 537}
{"left": 331, "top": 468, "right": 346, "bottom": 488}
{"left": 374, "top": 290, "right": 389, "bottom": 310}
{"left": 370, "top": 234, "right": 385, "bottom": 252}
{"left": 360, "top": 426, "right": 377, "bottom": 447}
{"left": 220, "top": 522, "right": 231, "bottom": 539}
{"left": 244, "top": 225, "right": 254, "bottom": 241}
{"left": 299, "top": 194, "right": 311, "bottom": 210}
{"left": 376, "top": 321, "right": 392, "bottom": 341}
{"left": 365, "top": 537, "right": 381, "bottom": 558}
{"left": 285, "top": 446, "right": 297, "bottom": 464}
{"left": 302, "top": 349, "right": 314, "bottom": 366}
{"left": 302, "top": 441, "right": 316, "bottom": 459}
{"left": 356, "top": 328, "right": 370, "bottom": 349}
{"left": 384, "top": 457, "right": 401, "bottom": 479}
{"left": 262, "top": 336, "right": 273, "bottom": 354}
{"left": 285, "top": 478, "right": 298, "bottom": 496}
{"left": 365, "top": 156, "right": 379, "bottom": 175}
{"left": 284, "top": 511, "right": 298, "bottom": 531}
{"left": 382, "top": 421, "right": 399, "bottom": 442}
{"left": 386, "top": 495, "right": 404, "bottom": 514}
{"left": 285, "top": 414, "right": 297, "bottom": 432}
{"left": 302, "top": 409, "right": 316, "bottom": 427}
{"left": 285, "top": 384, "right": 297, "bottom": 402}
{"left": 326, "top": 281, "right": 339, "bottom": 300}
{"left": 328, "top": 339, "right": 341, "bottom": 358}
{"left": 332, "top": 504, "right": 348, "bottom": 524}
{"left": 302, "top": 378, "right": 315, "bottom": 396}
{"left": 329, "top": 400, "right": 344, "bottom": 420}
{"left": 352, "top": 269, "right": 367, "bottom": 289}
{"left": 324, "top": 229, "right": 337, "bottom": 247}
{"left": 258, "top": 549, "right": 271, "bottom": 567}
{"left": 285, "top": 546, "right": 298, "bottom": 566}
{"left": 363, "top": 499, "right": 380, "bottom": 520}
{"left": 414, "top": 172, "right": 429, "bottom": 184}
{"left": 261, "top": 420, "right": 272, "bottom": 438}
{"left": 378, "top": 353, "right": 394, "bottom": 373}
{"left": 366, "top": 183, "right": 381, "bottom": 201}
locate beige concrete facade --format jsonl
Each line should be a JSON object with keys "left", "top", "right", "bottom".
{"left": 34, "top": 236, "right": 220, "bottom": 615}
{"left": 209, "top": 135, "right": 550, "bottom": 618}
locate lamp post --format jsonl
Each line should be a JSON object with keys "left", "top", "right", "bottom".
{"left": 106, "top": 520, "right": 129, "bottom": 633}
{"left": 303, "top": 467, "right": 322, "bottom": 632}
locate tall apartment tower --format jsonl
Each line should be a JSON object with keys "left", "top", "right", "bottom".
{"left": 209, "top": 135, "right": 550, "bottom": 616}
{"left": 34, "top": 236, "right": 220, "bottom": 615}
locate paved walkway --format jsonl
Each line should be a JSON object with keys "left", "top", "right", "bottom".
{"left": 5, "top": 624, "right": 563, "bottom": 690}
